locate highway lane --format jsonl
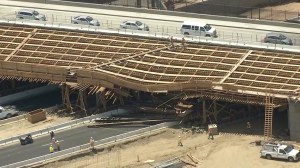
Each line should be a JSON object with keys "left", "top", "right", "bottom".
{"left": 0, "top": 2, "right": 299, "bottom": 46}
{"left": 0, "top": 124, "right": 148, "bottom": 167}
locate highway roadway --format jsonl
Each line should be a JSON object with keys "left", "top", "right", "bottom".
{"left": 0, "top": 0, "right": 299, "bottom": 46}
{"left": 0, "top": 124, "right": 147, "bottom": 167}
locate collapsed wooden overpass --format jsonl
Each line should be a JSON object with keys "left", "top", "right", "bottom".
{"left": 0, "top": 24, "right": 300, "bottom": 138}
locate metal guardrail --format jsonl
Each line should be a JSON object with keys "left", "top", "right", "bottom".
{"left": 2, "top": 121, "right": 178, "bottom": 168}
{"left": 0, "top": 108, "right": 127, "bottom": 146}
{"left": 1, "top": 19, "right": 299, "bottom": 53}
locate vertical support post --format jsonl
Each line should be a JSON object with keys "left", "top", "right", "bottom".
{"left": 119, "top": 95, "right": 125, "bottom": 106}
{"left": 61, "top": 83, "right": 72, "bottom": 112}
{"left": 285, "top": 10, "right": 286, "bottom": 21}
{"left": 259, "top": 8, "right": 261, "bottom": 20}
{"left": 202, "top": 100, "right": 207, "bottom": 124}
{"left": 96, "top": 92, "right": 107, "bottom": 112}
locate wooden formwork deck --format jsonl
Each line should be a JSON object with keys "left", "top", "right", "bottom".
{"left": 0, "top": 24, "right": 299, "bottom": 103}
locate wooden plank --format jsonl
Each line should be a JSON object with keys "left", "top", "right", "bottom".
{"left": 1, "top": 61, "right": 17, "bottom": 70}
{"left": 16, "top": 63, "right": 32, "bottom": 72}
{"left": 4, "top": 28, "right": 38, "bottom": 61}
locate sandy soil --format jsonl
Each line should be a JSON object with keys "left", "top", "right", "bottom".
{"left": 0, "top": 115, "right": 72, "bottom": 140}
{"left": 241, "top": 2, "right": 300, "bottom": 20}
{"left": 39, "top": 127, "right": 300, "bottom": 168}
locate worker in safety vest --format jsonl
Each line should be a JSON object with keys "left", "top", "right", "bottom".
{"left": 49, "top": 145, "right": 54, "bottom": 153}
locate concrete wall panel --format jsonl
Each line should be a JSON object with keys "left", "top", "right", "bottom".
{"left": 288, "top": 99, "right": 300, "bottom": 141}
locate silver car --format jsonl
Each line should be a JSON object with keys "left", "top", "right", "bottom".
{"left": 16, "top": 9, "right": 46, "bottom": 21}
{"left": 263, "top": 33, "right": 293, "bottom": 45}
{"left": 0, "top": 106, "right": 19, "bottom": 120}
{"left": 120, "top": 20, "right": 149, "bottom": 31}
{"left": 71, "top": 16, "right": 100, "bottom": 26}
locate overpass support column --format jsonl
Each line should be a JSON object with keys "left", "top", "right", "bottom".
{"left": 202, "top": 100, "right": 207, "bottom": 124}
{"left": 288, "top": 98, "right": 300, "bottom": 141}
{"left": 61, "top": 83, "right": 72, "bottom": 112}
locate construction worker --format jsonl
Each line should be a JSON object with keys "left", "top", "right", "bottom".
{"left": 181, "top": 37, "right": 186, "bottom": 49}
{"left": 178, "top": 136, "right": 183, "bottom": 146}
{"left": 50, "top": 131, "right": 55, "bottom": 140}
{"left": 170, "top": 36, "right": 174, "bottom": 48}
{"left": 52, "top": 137, "right": 56, "bottom": 149}
{"left": 247, "top": 121, "right": 252, "bottom": 134}
{"left": 49, "top": 144, "right": 54, "bottom": 153}
{"left": 89, "top": 137, "right": 95, "bottom": 150}
{"left": 208, "top": 128, "right": 214, "bottom": 140}
{"left": 56, "top": 140, "right": 61, "bottom": 151}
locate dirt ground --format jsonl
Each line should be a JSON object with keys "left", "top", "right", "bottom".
{"left": 0, "top": 115, "right": 72, "bottom": 140}
{"left": 172, "top": 0, "right": 300, "bottom": 21}
{"left": 241, "top": 2, "right": 300, "bottom": 20}
{"left": 39, "top": 126, "right": 300, "bottom": 168}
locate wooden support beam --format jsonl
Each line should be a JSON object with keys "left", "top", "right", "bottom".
{"left": 96, "top": 92, "right": 107, "bottom": 111}
{"left": 61, "top": 83, "right": 72, "bottom": 112}
{"left": 219, "top": 50, "right": 253, "bottom": 84}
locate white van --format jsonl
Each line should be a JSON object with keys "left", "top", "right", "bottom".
{"left": 180, "top": 21, "right": 217, "bottom": 37}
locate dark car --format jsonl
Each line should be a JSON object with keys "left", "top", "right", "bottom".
{"left": 19, "top": 134, "right": 33, "bottom": 145}
{"left": 263, "top": 33, "right": 293, "bottom": 45}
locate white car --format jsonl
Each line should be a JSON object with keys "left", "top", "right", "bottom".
{"left": 180, "top": 21, "right": 217, "bottom": 37}
{"left": 0, "top": 106, "right": 19, "bottom": 120}
{"left": 120, "top": 20, "right": 149, "bottom": 31}
{"left": 71, "top": 16, "right": 100, "bottom": 26}
{"left": 16, "top": 9, "right": 46, "bottom": 21}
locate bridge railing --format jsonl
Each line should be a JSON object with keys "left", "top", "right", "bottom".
{"left": 1, "top": 17, "right": 299, "bottom": 52}
{"left": 2, "top": 121, "right": 177, "bottom": 168}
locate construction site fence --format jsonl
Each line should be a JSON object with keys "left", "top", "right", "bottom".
{"left": 0, "top": 108, "right": 127, "bottom": 146}
{"left": 0, "top": 18, "right": 299, "bottom": 52}
{"left": 2, "top": 121, "right": 178, "bottom": 168}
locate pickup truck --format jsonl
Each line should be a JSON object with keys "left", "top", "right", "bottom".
{"left": 0, "top": 106, "right": 20, "bottom": 120}
{"left": 261, "top": 142, "right": 300, "bottom": 162}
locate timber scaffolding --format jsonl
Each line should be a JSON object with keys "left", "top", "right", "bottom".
{"left": 0, "top": 24, "right": 299, "bottom": 137}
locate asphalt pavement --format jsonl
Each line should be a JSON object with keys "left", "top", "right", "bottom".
{"left": 0, "top": 125, "right": 147, "bottom": 167}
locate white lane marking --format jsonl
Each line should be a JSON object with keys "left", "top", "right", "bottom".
{"left": 41, "top": 139, "right": 64, "bottom": 147}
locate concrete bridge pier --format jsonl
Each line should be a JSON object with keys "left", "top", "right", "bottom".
{"left": 288, "top": 99, "right": 300, "bottom": 141}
